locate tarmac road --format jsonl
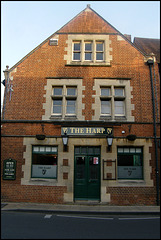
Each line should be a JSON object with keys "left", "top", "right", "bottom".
{"left": 1, "top": 211, "right": 160, "bottom": 239}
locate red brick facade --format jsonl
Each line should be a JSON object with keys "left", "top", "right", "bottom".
{"left": 1, "top": 6, "right": 160, "bottom": 205}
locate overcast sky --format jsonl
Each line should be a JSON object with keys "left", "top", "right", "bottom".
{"left": 1, "top": 1, "right": 160, "bottom": 105}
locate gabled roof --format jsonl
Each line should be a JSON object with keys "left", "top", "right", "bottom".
{"left": 133, "top": 37, "right": 160, "bottom": 63}
{"left": 8, "top": 5, "right": 146, "bottom": 72}
{"left": 57, "top": 5, "right": 118, "bottom": 34}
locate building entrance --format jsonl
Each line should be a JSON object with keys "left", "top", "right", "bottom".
{"left": 74, "top": 146, "right": 100, "bottom": 200}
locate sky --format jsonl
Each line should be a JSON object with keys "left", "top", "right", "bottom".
{"left": 1, "top": 1, "right": 160, "bottom": 106}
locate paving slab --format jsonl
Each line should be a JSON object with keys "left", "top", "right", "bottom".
{"left": 1, "top": 202, "right": 160, "bottom": 215}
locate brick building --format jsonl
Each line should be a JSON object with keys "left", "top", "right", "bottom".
{"left": 1, "top": 5, "right": 160, "bottom": 205}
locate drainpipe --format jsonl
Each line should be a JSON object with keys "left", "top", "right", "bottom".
{"left": 2, "top": 65, "right": 10, "bottom": 120}
{"left": 147, "top": 59, "right": 159, "bottom": 206}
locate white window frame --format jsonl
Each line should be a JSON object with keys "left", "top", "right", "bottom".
{"left": 51, "top": 86, "right": 77, "bottom": 118}
{"left": 100, "top": 86, "right": 126, "bottom": 119}
{"left": 114, "top": 87, "right": 125, "bottom": 117}
{"left": 100, "top": 87, "right": 111, "bottom": 116}
{"left": 52, "top": 87, "right": 63, "bottom": 116}
{"left": 64, "top": 35, "right": 112, "bottom": 66}
{"left": 84, "top": 41, "right": 93, "bottom": 61}
{"left": 96, "top": 41, "right": 104, "bottom": 61}
{"left": 72, "top": 40, "right": 105, "bottom": 63}
{"left": 66, "top": 87, "right": 77, "bottom": 116}
{"left": 72, "top": 41, "right": 81, "bottom": 61}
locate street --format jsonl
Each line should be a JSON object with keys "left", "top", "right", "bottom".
{"left": 1, "top": 211, "right": 160, "bottom": 239}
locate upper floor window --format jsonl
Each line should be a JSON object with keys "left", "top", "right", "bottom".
{"left": 72, "top": 40, "right": 104, "bottom": 62}
{"left": 66, "top": 87, "right": 77, "bottom": 114}
{"left": 101, "top": 87, "right": 111, "bottom": 116}
{"left": 85, "top": 41, "right": 92, "bottom": 61}
{"left": 96, "top": 41, "right": 104, "bottom": 61}
{"left": 53, "top": 87, "right": 62, "bottom": 96}
{"left": 114, "top": 87, "right": 125, "bottom": 116}
{"left": 92, "top": 79, "right": 134, "bottom": 122}
{"left": 100, "top": 86, "right": 125, "bottom": 119}
{"left": 65, "top": 34, "right": 112, "bottom": 66}
{"left": 52, "top": 87, "right": 63, "bottom": 115}
{"left": 52, "top": 86, "right": 77, "bottom": 118}
{"left": 73, "top": 42, "right": 81, "bottom": 61}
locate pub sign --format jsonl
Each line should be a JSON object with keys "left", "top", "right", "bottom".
{"left": 61, "top": 127, "right": 113, "bottom": 136}
{"left": 3, "top": 158, "right": 17, "bottom": 180}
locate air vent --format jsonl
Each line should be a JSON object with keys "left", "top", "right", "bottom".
{"left": 49, "top": 39, "right": 58, "bottom": 46}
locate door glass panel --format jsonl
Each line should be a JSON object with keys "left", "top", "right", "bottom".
{"left": 81, "top": 147, "right": 87, "bottom": 154}
{"left": 88, "top": 147, "right": 94, "bottom": 154}
{"left": 75, "top": 147, "right": 80, "bottom": 154}
{"left": 94, "top": 147, "right": 100, "bottom": 154}
{"left": 76, "top": 157, "right": 85, "bottom": 179}
{"left": 89, "top": 157, "right": 99, "bottom": 180}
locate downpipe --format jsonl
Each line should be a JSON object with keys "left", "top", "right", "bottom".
{"left": 147, "top": 59, "right": 159, "bottom": 206}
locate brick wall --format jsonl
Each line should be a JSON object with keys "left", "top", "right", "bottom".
{"left": 1, "top": 7, "right": 160, "bottom": 205}
{"left": 107, "top": 187, "right": 157, "bottom": 205}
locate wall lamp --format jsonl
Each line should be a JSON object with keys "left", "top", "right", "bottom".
{"left": 106, "top": 135, "right": 113, "bottom": 151}
{"left": 62, "top": 132, "right": 68, "bottom": 146}
{"left": 62, "top": 132, "right": 68, "bottom": 152}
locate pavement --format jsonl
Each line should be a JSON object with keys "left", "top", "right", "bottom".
{"left": 1, "top": 202, "right": 160, "bottom": 215}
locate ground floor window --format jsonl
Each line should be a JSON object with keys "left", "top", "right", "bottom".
{"left": 31, "top": 146, "right": 58, "bottom": 179}
{"left": 117, "top": 147, "right": 143, "bottom": 179}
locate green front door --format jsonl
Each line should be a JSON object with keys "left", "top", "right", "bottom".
{"left": 74, "top": 147, "right": 100, "bottom": 200}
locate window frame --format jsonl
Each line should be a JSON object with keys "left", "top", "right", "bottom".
{"left": 117, "top": 147, "right": 143, "bottom": 180}
{"left": 66, "top": 99, "right": 76, "bottom": 115}
{"left": 72, "top": 40, "right": 105, "bottom": 63}
{"left": 114, "top": 100, "right": 125, "bottom": 116}
{"left": 101, "top": 99, "right": 111, "bottom": 116}
{"left": 73, "top": 41, "right": 81, "bottom": 61}
{"left": 51, "top": 87, "right": 63, "bottom": 116}
{"left": 84, "top": 41, "right": 93, "bottom": 61}
{"left": 31, "top": 146, "right": 58, "bottom": 179}
{"left": 51, "top": 86, "right": 77, "bottom": 118}
{"left": 100, "top": 86, "right": 126, "bottom": 119}
{"left": 100, "top": 87, "right": 112, "bottom": 117}
{"left": 65, "top": 86, "right": 77, "bottom": 116}
{"left": 96, "top": 41, "right": 104, "bottom": 61}
{"left": 53, "top": 99, "right": 62, "bottom": 115}
{"left": 114, "top": 87, "right": 125, "bottom": 117}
